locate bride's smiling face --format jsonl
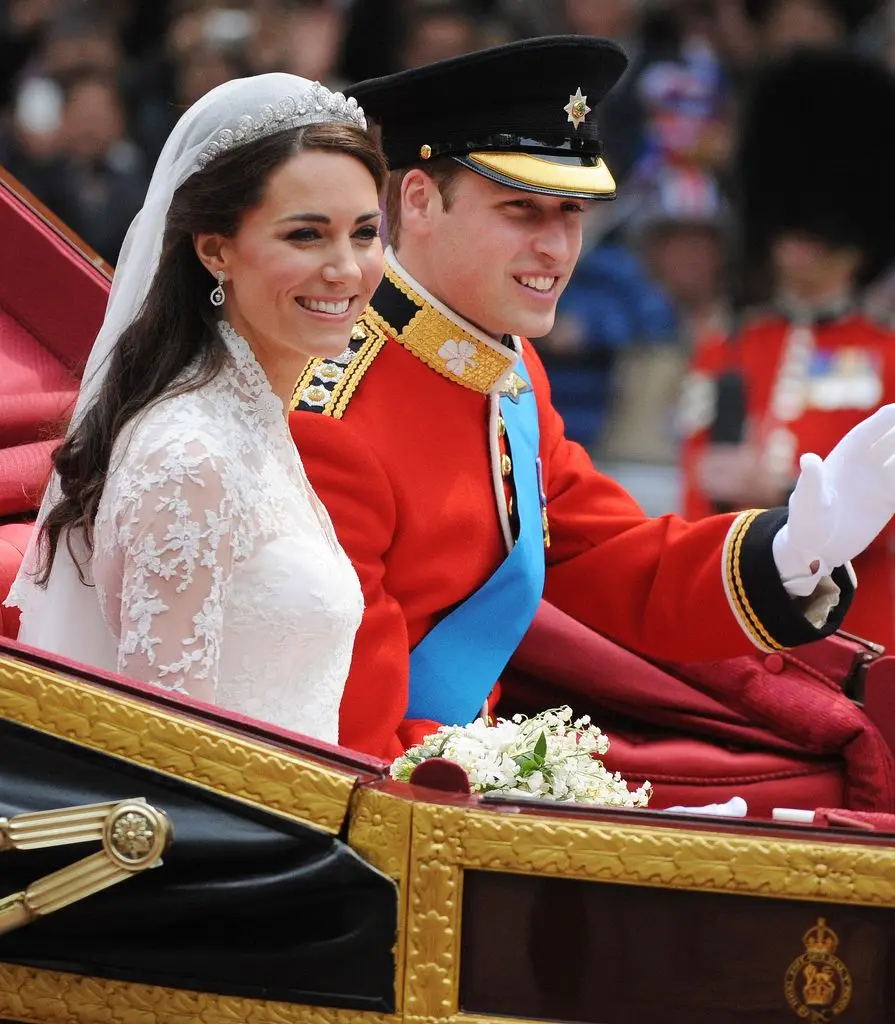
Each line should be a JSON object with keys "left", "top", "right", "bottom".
{"left": 202, "top": 147, "right": 384, "bottom": 373}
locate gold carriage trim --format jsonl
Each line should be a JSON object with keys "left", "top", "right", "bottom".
{"left": 4, "top": 790, "right": 895, "bottom": 1024}
{"left": 379, "top": 262, "right": 516, "bottom": 395}
{"left": 0, "top": 962, "right": 396, "bottom": 1024}
{"left": 723, "top": 510, "right": 782, "bottom": 652}
{"left": 0, "top": 654, "right": 357, "bottom": 835}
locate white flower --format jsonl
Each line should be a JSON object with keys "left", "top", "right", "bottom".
{"left": 389, "top": 705, "right": 651, "bottom": 809}
{"left": 438, "top": 339, "right": 478, "bottom": 376}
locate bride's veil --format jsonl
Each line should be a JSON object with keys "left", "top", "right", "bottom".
{"left": 5, "top": 72, "right": 365, "bottom": 666}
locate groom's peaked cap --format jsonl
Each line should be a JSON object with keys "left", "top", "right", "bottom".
{"left": 347, "top": 35, "right": 628, "bottom": 201}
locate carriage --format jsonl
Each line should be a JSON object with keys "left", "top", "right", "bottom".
{"left": 1, "top": 167, "right": 895, "bottom": 1024}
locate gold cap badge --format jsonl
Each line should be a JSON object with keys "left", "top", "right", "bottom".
{"left": 564, "top": 87, "right": 591, "bottom": 130}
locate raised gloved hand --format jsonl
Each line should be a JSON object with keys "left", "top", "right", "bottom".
{"left": 773, "top": 405, "right": 895, "bottom": 596}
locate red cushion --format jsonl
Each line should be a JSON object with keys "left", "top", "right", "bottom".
{"left": 0, "top": 307, "right": 80, "bottom": 397}
{"left": 0, "top": 173, "right": 109, "bottom": 371}
{"left": 0, "top": 440, "right": 55, "bottom": 518}
{"left": 601, "top": 732, "right": 845, "bottom": 815}
{"left": 0, "top": 390, "right": 74, "bottom": 447}
{"left": 0, "top": 521, "right": 34, "bottom": 638}
{"left": 504, "top": 600, "right": 895, "bottom": 816}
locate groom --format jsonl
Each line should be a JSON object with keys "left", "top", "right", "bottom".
{"left": 290, "top": 36, "right": 894, "bottom": 761}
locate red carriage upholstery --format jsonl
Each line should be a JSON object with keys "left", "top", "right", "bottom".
{"left": 0, "top": 168, "right": 109, "bottom": 636}
{"left": 0, "top": 521, "right": 33, "bottom": 637}
{"left": 0, "top": 168, "right": 109, "bottom": 522}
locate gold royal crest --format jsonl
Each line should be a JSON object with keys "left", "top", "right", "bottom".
{"left": 784, "top": 917, "right": 852, "bottom": 1021}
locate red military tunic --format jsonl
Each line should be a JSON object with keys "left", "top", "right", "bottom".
{"left": 681, "top": 307, "right": 895, "bottom": 650}
{"left": 290, "top": 255, "right": 853, "bottom": 761}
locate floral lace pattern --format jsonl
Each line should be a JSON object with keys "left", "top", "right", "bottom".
{"left": 92, "top": 321, "right": 362, "bottom": 743}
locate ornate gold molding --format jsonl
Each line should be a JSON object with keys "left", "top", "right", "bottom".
{"left": 0, "top": 963, "right": 397, "bottom": 1024}
{"left": 0, "top": 654, "right": 358, "bottom": 834}
{"left": 403, "top": 804, "right": 464, "bottom": 1020}
{"left": 5, "top": 792, "right": 894, "bottom": 1024}
{"left": 400, "top": 801, "right": 895, "bottom": 1023}
{"left": 348, "top": 788, "right": 412, "bottom": 881}
{"left": 348, "top": 787, "right": 414, "bottom": 1016}
{"left": 452, "top": 810, "right": 895, "bottom": 905}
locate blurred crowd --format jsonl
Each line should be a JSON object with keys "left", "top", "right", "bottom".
{"left": 3, "top": 0, "right": 895, "bottom": 513}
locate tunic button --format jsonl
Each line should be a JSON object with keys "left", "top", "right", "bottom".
{"left": 497, "top": 417, "right": 506, "bottom": 438}
{"left": 501, "top": 454, "right": 512, "bottom": 477}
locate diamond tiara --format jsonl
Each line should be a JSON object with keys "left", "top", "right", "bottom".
{"left": 196, "top": 82, "right": 367, "bottom": 170}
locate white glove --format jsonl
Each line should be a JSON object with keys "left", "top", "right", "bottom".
{"left": 773, "top": 404, "right": 895, "bottom": 596}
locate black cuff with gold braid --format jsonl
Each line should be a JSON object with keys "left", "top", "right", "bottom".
{"left": 724, "top": 508, "right": 855, "bottom": 651}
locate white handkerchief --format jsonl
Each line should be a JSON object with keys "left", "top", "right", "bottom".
{"left": 665, "top": 796, "right": 748, "bottom": 818}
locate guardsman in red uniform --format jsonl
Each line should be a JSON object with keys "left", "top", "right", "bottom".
{"left": 288, "top": 37, "right": 895, "bottom": 761}
{"left": 681, "top": 49, "right": 895, "bottom": 651}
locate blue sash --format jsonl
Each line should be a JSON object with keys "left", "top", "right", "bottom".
{"left": 406, "top": 359, "right": 545, "bottom": 725}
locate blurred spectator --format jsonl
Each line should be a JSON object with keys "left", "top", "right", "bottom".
{"left": 680, "top": 47, "right": 895, "bottom": 648}
{"left": 174, "top": 42, "right": 251, "bottom": 107}
{"left": 532, "top": 203, "right": 678, "bottom": 451}
{"left": 247, "top": 0, "right": 299, "bottom": 74}
{"left": 131, "top": 5, "right": 255, "bottom": 162}
{"left": 742, "top": 0, "right": 880, "bottom": 56}
{"left": 399, "top": 2, "right": 481, "bottom": 69}
{"left": 340, "top": 0, "right": 512, "bottom": 83}
{"left": 542, "top": 1, "right": 735, "bottom": 474}
{"left": 636, "top": 167, "right": 731, "bottom": 348}
{"left": 43, "top": 72, "right": 148, "bottom": 262}
{"left": 559, "top": 0, "right": 649, "bottom": 185}
{"left": 0, "top": 75, "right": 63, "bottom": 198}
{"left": 38, "top": 7, "right": 124, "bottom": 85}
{"left": 561, "top": 1, "right": 736, "bottom": 198}
{"left": 279, "top": 0, "right": 347, "bottom": 85}
{"left": 340, "top": 0, "right": 406, "bottom": 81}
{"left": 0, "top": 0, "right": 68, "bottom": 106}
{"left": 561, "top": 0, "right": 639, "bottom": 38}
{"left": 593, "top": 166, "right": 730, "bottom": 471}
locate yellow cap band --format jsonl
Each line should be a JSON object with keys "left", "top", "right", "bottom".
{"left": 466, "top": 150, "right": 616, "bottom": 197}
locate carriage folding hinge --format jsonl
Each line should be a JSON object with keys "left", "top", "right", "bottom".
{"left": 0, "top": 798, "right": 172, "bottom": 935}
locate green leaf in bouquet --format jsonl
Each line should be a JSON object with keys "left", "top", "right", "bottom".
{"left": 533, "top": 730, "right": 547, "bottom": 761}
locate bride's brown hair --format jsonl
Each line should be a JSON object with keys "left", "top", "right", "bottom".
{"left": 37, "top": 122, "right": 387, "bottom": 585}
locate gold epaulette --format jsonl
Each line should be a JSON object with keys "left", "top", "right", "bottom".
{"left": 290, "top": 309, "right": 388, "bottom": 418}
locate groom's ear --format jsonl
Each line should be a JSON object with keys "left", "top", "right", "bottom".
{"left": 193, "top": 232, "right": 227, "bottom": 276}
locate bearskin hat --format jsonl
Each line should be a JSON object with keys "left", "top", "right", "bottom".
{"left": 736, "top": 47, "right": 895, "bottom": 286}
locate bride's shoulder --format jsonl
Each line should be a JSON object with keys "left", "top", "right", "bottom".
{"left": 111, "top": 385, "right": 242, "bottom": 480}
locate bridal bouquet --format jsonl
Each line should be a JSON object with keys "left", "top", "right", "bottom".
{"left": 391, "top": 706, "right": 651, "bottom": 807}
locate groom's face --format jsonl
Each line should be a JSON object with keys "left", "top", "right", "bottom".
{"left": 399, "top": 167, "right": 585, "bottom": 340}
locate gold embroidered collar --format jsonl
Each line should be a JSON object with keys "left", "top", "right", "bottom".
{"left": 369, "top": 250, "right": 519, "bottom": 395}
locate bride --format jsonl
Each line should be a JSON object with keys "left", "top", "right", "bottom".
{"left": 5, "top": 73, "right": 386, "bottom": 744}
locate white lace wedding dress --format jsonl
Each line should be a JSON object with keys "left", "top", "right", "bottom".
{"left": 88, "top": 321, "right": 362, "bottom": 743}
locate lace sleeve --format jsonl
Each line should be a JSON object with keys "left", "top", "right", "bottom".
{"left": 109, "top": 437, "right": 240, "bottom": 703}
